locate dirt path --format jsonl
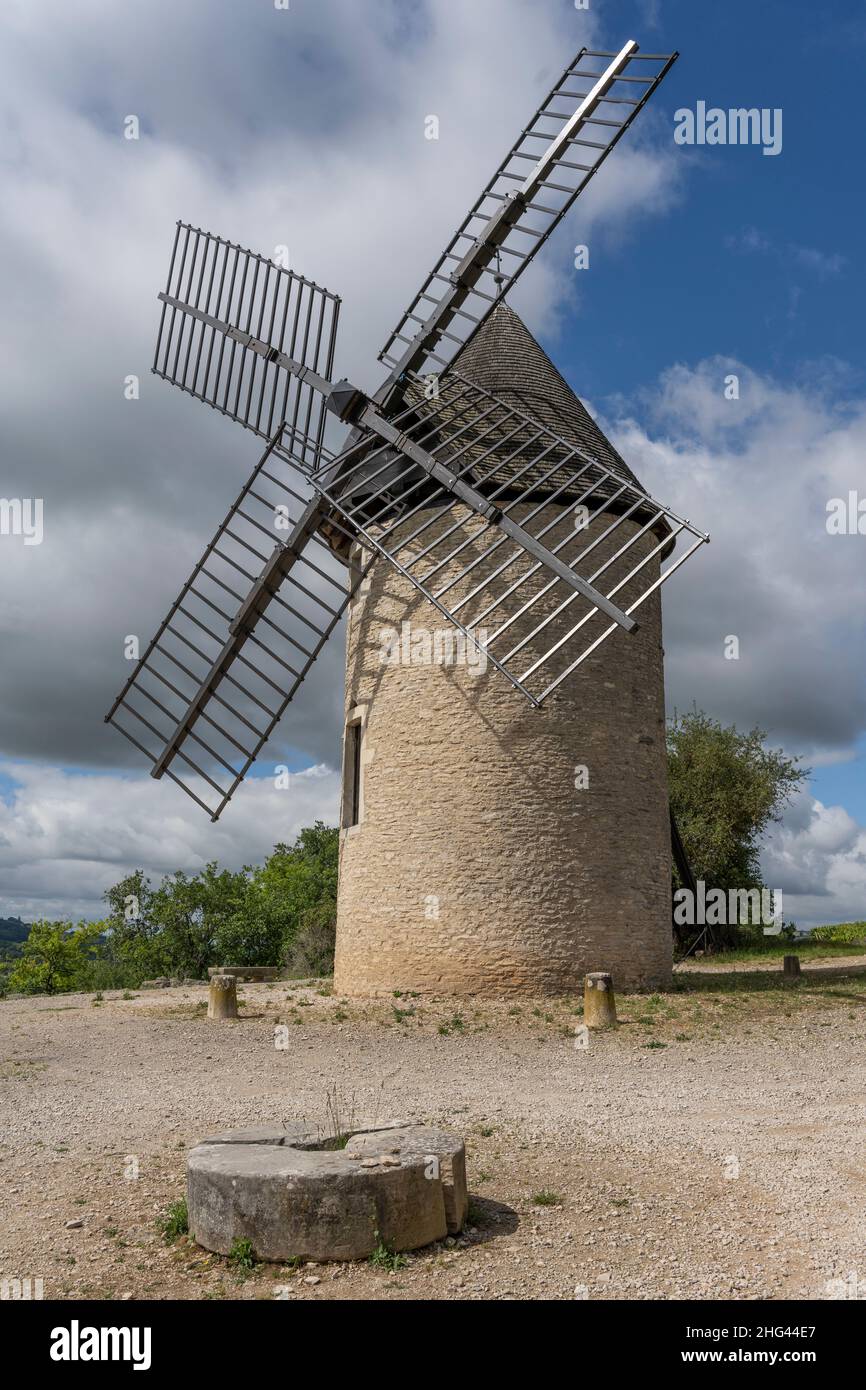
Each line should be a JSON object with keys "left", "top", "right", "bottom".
{"left": 2, "top": 978, "right": 864, "bottom": 1301}
{"left": 677, "top": 952, "right": 866, "bottom": 976}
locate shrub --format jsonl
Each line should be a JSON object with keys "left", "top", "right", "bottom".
{"left": 6, "top": 920, "right": 105, "bottom": 995}
{"left": 286, "top": 900, "right": 336, "bottom": 977}
{"left": 810, "top": 922, "right": 866, "bottom": 945}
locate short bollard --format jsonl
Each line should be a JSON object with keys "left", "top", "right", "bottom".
{"left": 783, "top": 954, "right": 801, "bottom": 979}
{"left": 584, "top": 971, "right": 617, "bottom": 1028}
{"left": 208, "top": 973, "right": 238, "bottom": 1020}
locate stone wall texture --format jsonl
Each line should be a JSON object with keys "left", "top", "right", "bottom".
{"left": 333, "top": 499, "right": 673, "bottom": 998}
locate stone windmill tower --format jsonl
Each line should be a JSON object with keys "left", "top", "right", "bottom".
{"left": 335, "top": 305, "right": 675, "bottom": 996}
{"left": 105, "top": 39, "right": 707, "bottom": 997}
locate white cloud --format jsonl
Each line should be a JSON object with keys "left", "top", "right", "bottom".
{"left": 0, "top": 0, "right": 682, "bottom": 773}
{"left": 761, "top": 789, "right": 866, "bottom": 926}
{"left": 601, "top": 357, "right": 866, "bottom": 756}
{"left": 0, "top": 760, "right": 340, "bottom": 922}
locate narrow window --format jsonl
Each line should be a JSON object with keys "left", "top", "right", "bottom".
{"left": 343, "top": 718, "right": 363, "bottom": 827}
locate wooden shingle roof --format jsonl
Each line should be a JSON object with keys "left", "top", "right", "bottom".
{"left": 451, "top": 302, "right": 646, "bottom": 494}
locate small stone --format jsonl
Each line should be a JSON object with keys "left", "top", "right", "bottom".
{"left": 65, "top": 1219, "right": 84, "bottom": 1229}
{"left": 304, "top": 1275, "right": 321, "bottom": 1285}
{"left": 360, "top": 1158, "right": 380, "bottom": 1168}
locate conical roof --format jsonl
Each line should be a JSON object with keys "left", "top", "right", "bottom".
{"left": 452, "top": 302, "right": 645, "bottom": 492}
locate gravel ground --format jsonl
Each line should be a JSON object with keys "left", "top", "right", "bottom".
{"left": 2, "top": 968, "right": 865, "bottom": 1302}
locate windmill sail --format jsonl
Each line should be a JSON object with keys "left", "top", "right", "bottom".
{"left": 286, "top": 350, "right": 707, "bottom": 706}
{"left": 154, "top": 223, "right": 341, "bottom": 466}
{"left": 105, "top": 432, "right": 358, "bottom": 820}
{"left": 377, "top": 42, "right": 677, "bottom": 386}
{"left": 105, "top": 37, "right": 707, "bottom": 820}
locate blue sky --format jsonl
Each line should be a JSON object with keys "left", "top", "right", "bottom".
{"left": 0, "top": 0, "right": 863, "bottom": 923}
{"left": 550, "top": 0, "right": 866, "bottom": 823}
{"left": 559, "top": 0, "right": 866, "bottom": 401}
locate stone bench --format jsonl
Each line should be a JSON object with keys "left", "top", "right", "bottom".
{"left": 206, "top": 966, "right": 280, "bottom": 983}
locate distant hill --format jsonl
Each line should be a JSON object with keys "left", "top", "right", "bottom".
{"left": 0, "top": 917, "right": 29, "bottom": 944}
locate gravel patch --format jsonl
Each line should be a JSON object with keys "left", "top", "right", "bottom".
{"left": 1, "top": 978, "right": 864, "bottom": 1301}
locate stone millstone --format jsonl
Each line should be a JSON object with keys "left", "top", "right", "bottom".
{"left": 345, "top": 1125, "right": 468, "bottom": 1234}
{"left": 187, "top": 1122, "right": 467, "bottom": 1262}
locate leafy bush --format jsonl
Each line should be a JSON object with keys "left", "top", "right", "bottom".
{"left": 286, "top": 900, "right": 337, "bottom": 977}
{"left": 218, "top": 822, "right": 338, "bottom": 969}
{"left": 6, "top": 920, "right": 105, "bottom": 995}
{"left": 810, "top": 922, "right": 866, "bottom": 945}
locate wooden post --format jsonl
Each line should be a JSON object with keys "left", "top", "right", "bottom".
{"left": 208, "top": 973, "right": 238, "bottom": 1020}
{"left": 783, "top": 955, "right": 801, "bottom": 979}
{"left": 584, "top": 971, "right": 617, "bottom": 1028}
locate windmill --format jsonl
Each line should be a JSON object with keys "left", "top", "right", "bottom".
{"left": 106, "top": 39, "right": 708, "bottom": 996}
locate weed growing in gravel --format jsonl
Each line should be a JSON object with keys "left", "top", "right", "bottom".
{"left": 438, "top": 1012, "right": 465, "bottom": 1036}
{"left": 158, "top": 1199, "right": 189, "bottom": 1244}
{"left": 228, "top": 1237, "right": 256, "bottom": 1272}
{"left": 467, "top": 1198, "right": 493, "bottom": 1227}
{"left": 369, "top": 1232, "right": 407, "bottom": 1272}
{"left": 531, "top": 1190, "right": 564, "bottom": 1207}
{"left": 121, "top": 991, "right": 136, "bottom": 1001}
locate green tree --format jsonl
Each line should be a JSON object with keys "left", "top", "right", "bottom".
{"left": 101, "top": 870, "right": 166, "bottom": 983}
{"left": 9, "top": 822, "right": 343, "bottom": 996}
{"left": 7, "top": 920, "right": 104, "bottom": 995}
{"left": 668, "top": 710, "right": 807, "bottom": 894}
{"left": 214, "top": 822, "right": 338, "bottom": 968}
{"left": 149, "top": 863, "right": 247, "bottom": 979}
